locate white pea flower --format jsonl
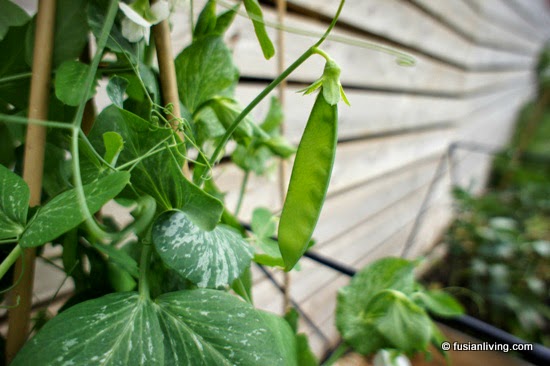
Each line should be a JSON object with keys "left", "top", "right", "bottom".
{"left": 373, "top": 350, "right": 411, "bottom": 366}
{"left": 119, "top": 0, "right": 170, "bottom": 44}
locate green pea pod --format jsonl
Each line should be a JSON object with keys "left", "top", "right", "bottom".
{"left": 278, "top": 92, "right": 337, "bottom": 271}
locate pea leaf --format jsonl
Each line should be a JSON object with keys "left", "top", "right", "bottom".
{"left": 336, "top": 258, "right": 417, "bottom": 355}
{"left": 208, "top": 98, "right": 255, "bottom": 144}
{"left": 54, "top": 61, "right": 97, "bottom": 106}
{"left": 106, "top": 76, "right": 129, "bottom": 108}
{"left": 243, "top": 0, "right": 275, "bottom": 59}
{"left": 19, "top": 172, "right": 130, "bottom": 248}
{"left": 413, "top": 290, "right": 464, "bottom": 318}
{"left": 251, "top": 207, "right": 276, "bottom": 239}
{"left": 296, "top": 334, "right": 318, "bottom": 366}
{"left": 214, "top": 4, "right": 240, "bottom": 35}
{"left": 26, "top": 0, "right": 89, "bottom": 68}
{"left": 175, "top": 36, "right": 239, "bottom": 114}
{"left": 367, "top": 290, "right": 432, "bottom": 353}
{"left": 12, "top": 290, "right": 296, "bottom": 366}
{"left": 90, "top": 106, "right": 223, "bottom": 230}
{"left": 0, "top": 0, "right": 29, "bottom": 41}
{"left": 92, "top": 242, "right": 139, "bottom": 279}
{"left": 0, "top": 24, "right": 31, "bottom": 109}
{"left": 284, "top": 308, "right": 319, "bottom": 366}
{"left": 0, "top": 164, "right": 29, "bottom": 240}
{"left": 102, "top": 131, "right": 124, "bottom": 166}
{"left": 152, "top": 210, "right": 254, "bottom": 288}
{"left": 250, "top": 208, "right": 284, "bottom": 267}
{"left": 261, "top": 97, "right": 284, "bottom": 133}
{"left": 193, "top": 0, "right": 217, "bottom": 39}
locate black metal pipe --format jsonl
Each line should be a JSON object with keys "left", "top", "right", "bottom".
{"left": 302, "top": 250, "right": 550, "bottom": 366}
{"left": 436, "top": 314, "right": 550, "bottom": 366}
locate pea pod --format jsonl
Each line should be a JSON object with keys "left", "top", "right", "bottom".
{"left": 278, "top": 92, "right": 338, "bottom": 270}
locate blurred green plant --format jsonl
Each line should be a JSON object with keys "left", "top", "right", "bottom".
{"left": 429, "top": 45, "right": 550, "bottom": 347}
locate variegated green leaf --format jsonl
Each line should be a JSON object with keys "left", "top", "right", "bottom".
{"left": 12, "top": 290, "right": 296, "bottom": 366}
{"left": 152, "top": 210, "right": 254, "bottom": 288}
{"left": 0, "top": 164, "right": 29, "bottom": 240}
{"left": 19, "top": 172, "right": 130, "bottom": 247}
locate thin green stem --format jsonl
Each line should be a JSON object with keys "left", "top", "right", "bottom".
{"left": 0, "top": 238, "right": 19, "bottom": 245}
{"left": 189, "top": 0, "right": 194, "bottom": 34}
{"left": 0, "top": 72, "right": 33, "bottom": 85}
{"left": 0, "top": 114, "right": 73, "bottom": 130}
{"left": 69, "top": 0, "right": 119, "bottom": 244}
{"left": 234, "top": 278, "right": 252, "bottom": 304}
{"left": 321, "top": 343, "right": 350, "bottom": 366}
{"left": 139, "top": 240, "right": 152, "bottom": 299}
{"left": 314, "top": 0, "right": 346, "bottom": 47}
{"left": 72, "top": 0, "right": 120, "bottom": 128}
{"left": 235, "top": 171, "right": 249, "bottom": 216}
{"left": 0, "top": 246, "right": 22, "bottom": 282}
{"left": 312, "top": 47, "right": 332, "bottom": 62}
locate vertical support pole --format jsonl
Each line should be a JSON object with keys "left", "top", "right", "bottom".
{"left": 151, "top": 0, "right": 189, "bottom": 176}
{"left": 6, "top": 0, "right": 57, "bottom": 362}
{"left": 276, "top": 0, "right": 292, "bottom": 314}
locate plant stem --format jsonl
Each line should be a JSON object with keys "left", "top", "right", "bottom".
{"left": 0, "top": 245, "right": 22, "bottom": 281}
{"left": 139, "top": 240, "right": 152, "bottom": 300}
{"left": 0, "top": 72, "right": 32, "bottom": 85}
{"left": 0, "top": 114, "right": 74, "bottom": 130}
{"left": 79, "top": 42, "right": 97, "bottom": 136}
{"left": 275, "top": 0, "right": 292, "bottom": 314}
{"left": 233, "top": 278, "right": 252, "bottom": 304}
{"left": 202, "top": 0, "right": 347, "bottom": 186}
{"left": 321, "top": 343, "right": 349, "bottom": 366}
{"left": 7, "top": 0, "right": 57, "bottom": 361}
{"left": 235, "top": 171, "right": 249, "bottom": 216}
{"left": 70, "top": 0, "right": 119, "bottom": 245}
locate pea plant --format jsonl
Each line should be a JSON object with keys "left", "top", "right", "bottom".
{"left": 334, "top": 257, "right": 464, "bottom": 365}
{"left": 0, "top": 0, "right": 427, "bottom": 364}
{"left": 0, "top": 0, "right": 358, "bottom": 364}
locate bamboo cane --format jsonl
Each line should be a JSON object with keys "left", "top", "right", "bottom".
{"left": 6, "top": 0, "right": 57, "bottom": 362}
{"left": 151, "top": 0, "right": 190, "bottom": 177}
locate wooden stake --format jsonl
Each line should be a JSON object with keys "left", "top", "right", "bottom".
{"left": 151, "top": 1, "right": 190, "bottom": 176}
{"left": 276, "top": 0, "right": 292, "bottom": 314}
{"left": 6, "top": 0, "right": 56, "bottom": 362}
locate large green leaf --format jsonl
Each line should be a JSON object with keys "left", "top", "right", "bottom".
{"left": 152, "top": 210, "right": 254, "bottom": 288}
{"left": 26, "top": 0, "right": 89, "bottom": 68}
{"left": 54, "top": 60, "right": 97, "bottom": 106}
{"left": 175, "top": 36, "right": 239, "bottom": 114}
{"left": 0, "top": 0, "right": 29, "bottom": 41}
{"left": 19, "top": 172, "right": 130, "bottom": 248}
{"left": 0, "top": 164, "right": 29, "bottom": 240}
{"left": 336, "top": 258, "right": 416, "bottom": 355}
{"left": 90, "top": 106, "right": 223, "bottom": 230}
{"left": 13, "top": 290, "right": 296, "bottom": 365}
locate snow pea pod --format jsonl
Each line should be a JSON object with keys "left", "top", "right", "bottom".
{"left": 278, "top": 92, "right": 338, "bottom": 271}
